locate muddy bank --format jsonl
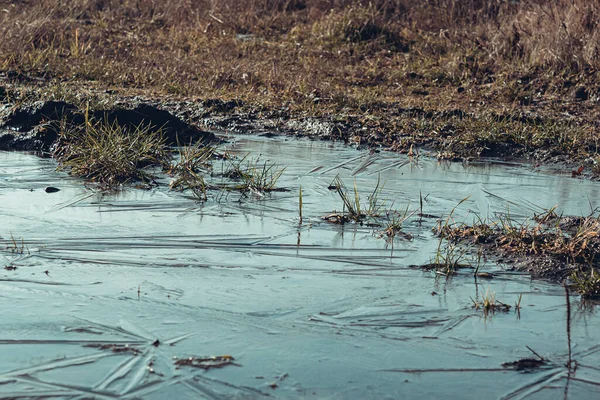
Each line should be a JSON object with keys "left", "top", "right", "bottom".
{"left": 1, "top": 84, "right": 596, "bottom": 176}
{"left": 0, "top": 94, "right": 352, "bottom": 153}
{"left": 0, "top": 98, "right": 217, "bottom": 152}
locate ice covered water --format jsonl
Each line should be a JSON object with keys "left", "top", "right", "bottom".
{"left": 1, "top": 135, "right": 599, "bottom": 398}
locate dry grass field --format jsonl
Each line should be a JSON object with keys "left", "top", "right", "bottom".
{"left": 2, "top": 0, "right": 600, "bottom": 161}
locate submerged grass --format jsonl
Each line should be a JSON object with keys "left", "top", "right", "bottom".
{"left": 298, "top": 185, "right": 303, "bottom": 224}
{"left": 570, "top": 268, "right": 600, "bottom": 299}
{"left": 432, "top": 196, "right": 472, "bottom": 275}
{"left": 240, "top": 158, "right": 286, "bottom": 196}
{"left": 379, "top": 205, "right": 416, "bottom": 242}
{"left": 224, "top": 154, "right": 286, "bottom": 197}
{"left": 6, "top": 233, "right": 28, "bottom": 255}
{"left": 324, "top": 175, "right": 417, "bottom": 242}
{"left": 471, "top": 287, "right": 512, "bottom": 316}
{"left": 52, "top": 112, "right": 288, "bottom": 199}
{"left": 168, "top": 148, "right": 287, "bottom": 200}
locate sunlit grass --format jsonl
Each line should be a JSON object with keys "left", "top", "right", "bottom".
{"left": 54, "top": 115, "right": 170, "bottom": 187}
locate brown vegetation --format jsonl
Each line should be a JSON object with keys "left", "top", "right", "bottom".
{"left": 1, "top": 1, "right": 600, "bottom": 161}
{"left": 443, "top": 210, "right": 600, "bottom": 297}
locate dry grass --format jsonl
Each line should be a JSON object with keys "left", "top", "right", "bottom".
{"left": 445, "top": 213, "right": 600, "bottom": 265}
{"left": 54, "top": 114, "right": 170, "bottom": 186}
{"left": 444, "top": 211, "right": 600, "bottom": 297}
{"left": 2, "top": 1, "right": 600, "bottom": 107}
{"left": 2, "top": 1, "right": 600, "bottom": 162}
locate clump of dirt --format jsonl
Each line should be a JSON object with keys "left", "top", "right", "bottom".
{"left": 0, "top": 98, "right": 216, "bottom": 152}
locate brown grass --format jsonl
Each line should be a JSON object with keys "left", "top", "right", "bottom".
{"left": 53, "top": 115, "right": 170, "bottom": 186}
{"left": 2, "top": 1, "right": 599, "bottom": 104}
{"left": 2, "top": 1, "right": 600, "bottom": 161}
{"left": 443, "top": 211, "right": 600, "bottom": 296}
{"left": 445, "top": 213, "right": 600, "bottom": 265}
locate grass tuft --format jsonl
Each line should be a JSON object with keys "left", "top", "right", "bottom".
{"left": 432, "top": 196, "right": 471, "bottom": 275}
{"left": 379, "top": 204, "right": 416, "bottom": 241}
{"left": 444, "top": 208, "right": 600, "bottom": 295}
{"left": 168, "top": 141, "right": 215, "bottom": 201}
{"left": 327, "top": 174, "right": 385, "bottom": 223}
{"left": 6, "top": 233, "right": 29, "bottom": 255}
{"left": 471, "top": 287, "right": 511, "bottom": 316}
{"left": 224, "top": 154, "right": 286, "bottom": 197}
{"left": 54, "top": 116, "right": 169, "bottom": 187}
{"left": 570, "top": 268, "right": 600, "bottom": 299}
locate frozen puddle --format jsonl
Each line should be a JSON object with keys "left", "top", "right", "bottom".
{"left": 1, "top": 134, "right": 599, "bottom": 399}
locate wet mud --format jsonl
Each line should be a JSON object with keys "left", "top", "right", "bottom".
{"left": 0, "top": 100, "right": 217, "bottom": 152}
{"left": 1, "top": 135, "right": 600, "bottom": 398}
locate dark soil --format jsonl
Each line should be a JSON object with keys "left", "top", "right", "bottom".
{"left": 0, "top": 96, "right": 218, "bottom": 152}
{"left": 0, "top": 84, "right": 594, "bottom": 178}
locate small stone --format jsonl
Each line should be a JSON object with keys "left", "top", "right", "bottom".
{"left": 45, "top": 186, "right": 60, "bottom": 193}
